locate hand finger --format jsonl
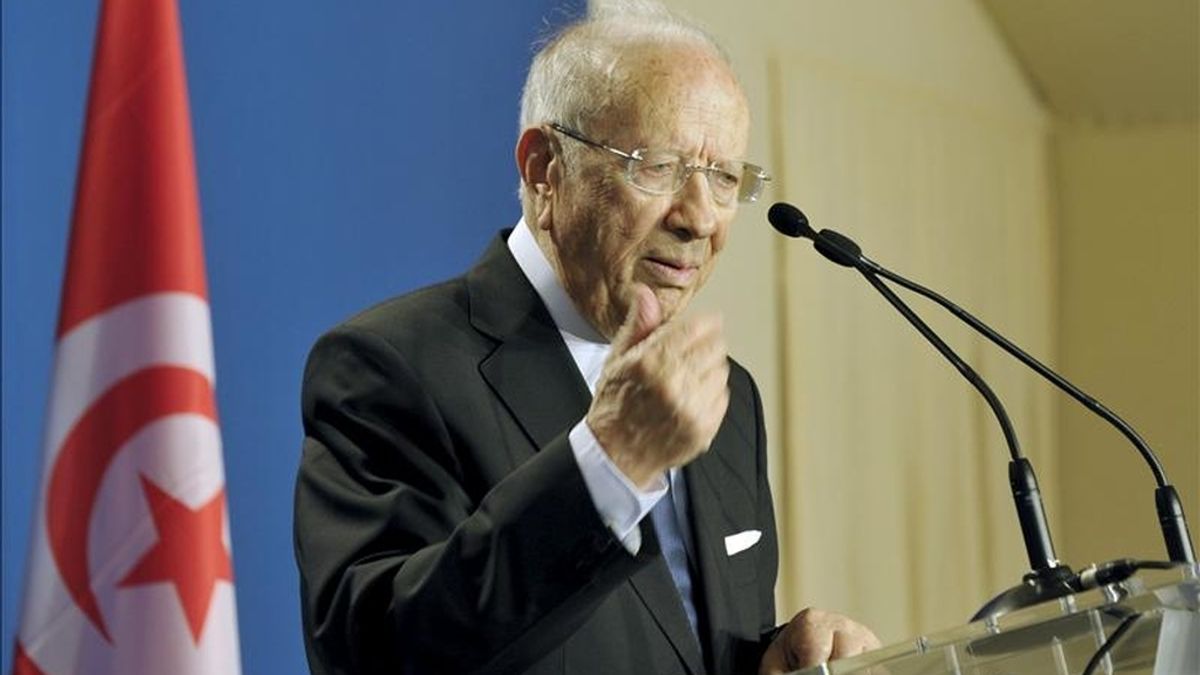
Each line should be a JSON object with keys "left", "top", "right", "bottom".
{"left": 678, "top": 311, "right": 723, "bottom": 349}
{"left": 677, "top": 355, "right": 728, "bottom": 416}
{"left": 758, "top": 640, "right": 790, "bottom": 675}
{"left": 691, "top": 354, "right": 730, "bottom": 405}
{"left": 645, "top": 315, "right": 725, "bottom": 379}
{"left": 678, "top": 381, "right": 728, "bottom": 444}
{"left": 611, "top": 283, "right": 662, "bottom": 354}
{"left": 792, "top": 632, "right": 833, "bottom": 669}
{"left": 830, "top": 623, "right": 881, "bottom": 661}
{"left": 830, "top": 630, "right": 861, "bottom": 660}
{"left": 683, "top": 335, "right": 729, "bottom": 378}
{"left": 627, "top": 317, "right": 724, "bottom": 398}
{"left": 789, "top": 615, "right": 834, "bottom": 668}
{"left": 647, "top": 310, "right": 721, "bottom": 352}
{"left": 687, "top": 358, "right": 729, "bottom": 408}
{"left": 694, "top": 386, "right": 730, "bottom": 452}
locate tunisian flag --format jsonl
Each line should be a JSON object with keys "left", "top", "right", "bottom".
{"left": 12, "top": 0, "right": 241, "bottom": 673}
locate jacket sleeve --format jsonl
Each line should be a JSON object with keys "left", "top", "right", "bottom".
{"left": 294, "top": 325, "right": 650, "bottom": 675}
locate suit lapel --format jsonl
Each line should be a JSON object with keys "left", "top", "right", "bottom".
{"left": 479, "top": 332, "right": 591, "bottom": 451}
{"left": 467, "top": 232, "right": 707, "bottom": 674}
{"left": 468, "top": 233, "right": 591, "bottom": 450}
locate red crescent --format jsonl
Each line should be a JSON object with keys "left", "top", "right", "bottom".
{"left": 45, "top": 365, "right": 217, "bottom": 643}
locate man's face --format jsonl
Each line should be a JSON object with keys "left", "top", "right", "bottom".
{"left": 541, "top": 47, "right": 750, "bottom": 339}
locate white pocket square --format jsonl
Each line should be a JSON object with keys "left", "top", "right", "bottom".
{"left": 724, "top": 529, "right": 762, "bottom": 556}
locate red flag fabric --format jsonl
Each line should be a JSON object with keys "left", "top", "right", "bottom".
{"left": 13, "top": 0, "right": 241, "bottom": 672}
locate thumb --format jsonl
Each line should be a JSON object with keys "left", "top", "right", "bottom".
{"left": 611, "top": 284, "right": 661, "bottom": 353}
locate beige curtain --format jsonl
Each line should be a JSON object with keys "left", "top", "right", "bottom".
{"left": 770, "top": 51, "right": 1056, "bottom": 640}
{"left": 669, "top": 0, "right": 1058, "bottom": 642}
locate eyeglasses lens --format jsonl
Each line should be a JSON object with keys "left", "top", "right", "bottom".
{"left": 627, "top": 155, "right": 764, "bottom": 205}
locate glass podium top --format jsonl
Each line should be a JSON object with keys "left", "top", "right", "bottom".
{"left": 792, "top": 564, "right": 1199, "bottom": 675}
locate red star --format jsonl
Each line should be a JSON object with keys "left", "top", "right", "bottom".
{"left": 119, "top": 475, "right": 234, "bottom": 643}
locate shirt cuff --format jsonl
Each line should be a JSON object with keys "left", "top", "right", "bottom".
{"left": 569, "top": 419, "right": 667, "bottom": 554}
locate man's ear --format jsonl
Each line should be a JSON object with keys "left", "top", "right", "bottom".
{"left": 516, "top": 126, "right": 556, "bottom": 199}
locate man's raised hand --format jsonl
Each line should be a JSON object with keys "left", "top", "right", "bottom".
{"left": 587, "top": 284, "right": 731, "bottom": 489}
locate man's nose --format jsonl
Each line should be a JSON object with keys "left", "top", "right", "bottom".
{"left": 665, "top": 169, "right": 718, "bottom": 240}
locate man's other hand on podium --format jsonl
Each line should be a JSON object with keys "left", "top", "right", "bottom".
{"left": 759, "top": 608, "right": 881, "bottom": 674}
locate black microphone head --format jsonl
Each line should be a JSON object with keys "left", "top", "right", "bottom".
{"left": 768, "top": 202, "right": 814, "bottom": 239}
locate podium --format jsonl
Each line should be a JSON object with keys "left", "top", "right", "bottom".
{"left": 793, "top": 565, "right": 1199, "bottom": 674}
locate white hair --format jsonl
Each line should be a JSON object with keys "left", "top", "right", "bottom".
{"left": 520, "top": 0, "right": 735, "bottom": 134}
{"left": 517, "top": 0, "right": 735, "bottom": 206}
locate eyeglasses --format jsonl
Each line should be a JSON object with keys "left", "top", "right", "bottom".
{"left": 549, "top": 123, "right": 770, "bottom": 205}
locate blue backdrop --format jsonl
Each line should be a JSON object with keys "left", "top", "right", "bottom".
{"left": 1, "top": 2, "right": 582, "bottom": 672}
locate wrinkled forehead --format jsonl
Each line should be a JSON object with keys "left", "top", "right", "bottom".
{"left": 592, "top": 44, "right": 750, "bottom": 157}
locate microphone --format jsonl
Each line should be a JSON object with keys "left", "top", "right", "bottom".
{"left": 768, "top": 202, "right": 1196, "bottom": 617}
{"left": 769, "top": 203, "right": 865, "bottom": 270}
{"left": 767, "top": 203, "right": 813, "bottom": 238}
{"left": 770, "top": 202, "right": 1072, "bottom": 617}
{"left": 769, "top": 202, "right": 1195, "bottom": 568}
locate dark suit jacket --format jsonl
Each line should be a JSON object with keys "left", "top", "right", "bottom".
{"left": 295, "top": 232, "right": 779, "bottom": 675}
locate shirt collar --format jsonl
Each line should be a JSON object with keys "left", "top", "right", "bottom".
{"left": 508, "top": 218, "right": 607, "bottom": 345}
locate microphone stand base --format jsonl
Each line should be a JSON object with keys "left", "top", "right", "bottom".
{"left": 971, "top": 566, "right": 1078, "bottom": 623}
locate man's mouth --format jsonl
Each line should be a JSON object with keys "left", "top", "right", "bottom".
{"left": 641, "top": 256, "right": 700, "bottom": 287}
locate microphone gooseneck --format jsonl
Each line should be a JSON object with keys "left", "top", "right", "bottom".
{"left": 769, "top": 201, "right": 1197, "bottom": 620}
{"left": 871, "top": 267, "right": 1168, "bottom": 483}
{"left": 860, "top": 269, "right": 1071, "bottom": 603}
{"left": 858, "top": 273, "right": 1022, "bottom": 463}
{"left": 770, "top": 202, "right": 1022, "bottom": 465}
{"left": 865, "top": 264, "right": 1195, "bottom": 565}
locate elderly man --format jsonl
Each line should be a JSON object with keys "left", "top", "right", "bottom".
{"left": 295, "top": 3, "right": 878, "bottom": 674}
